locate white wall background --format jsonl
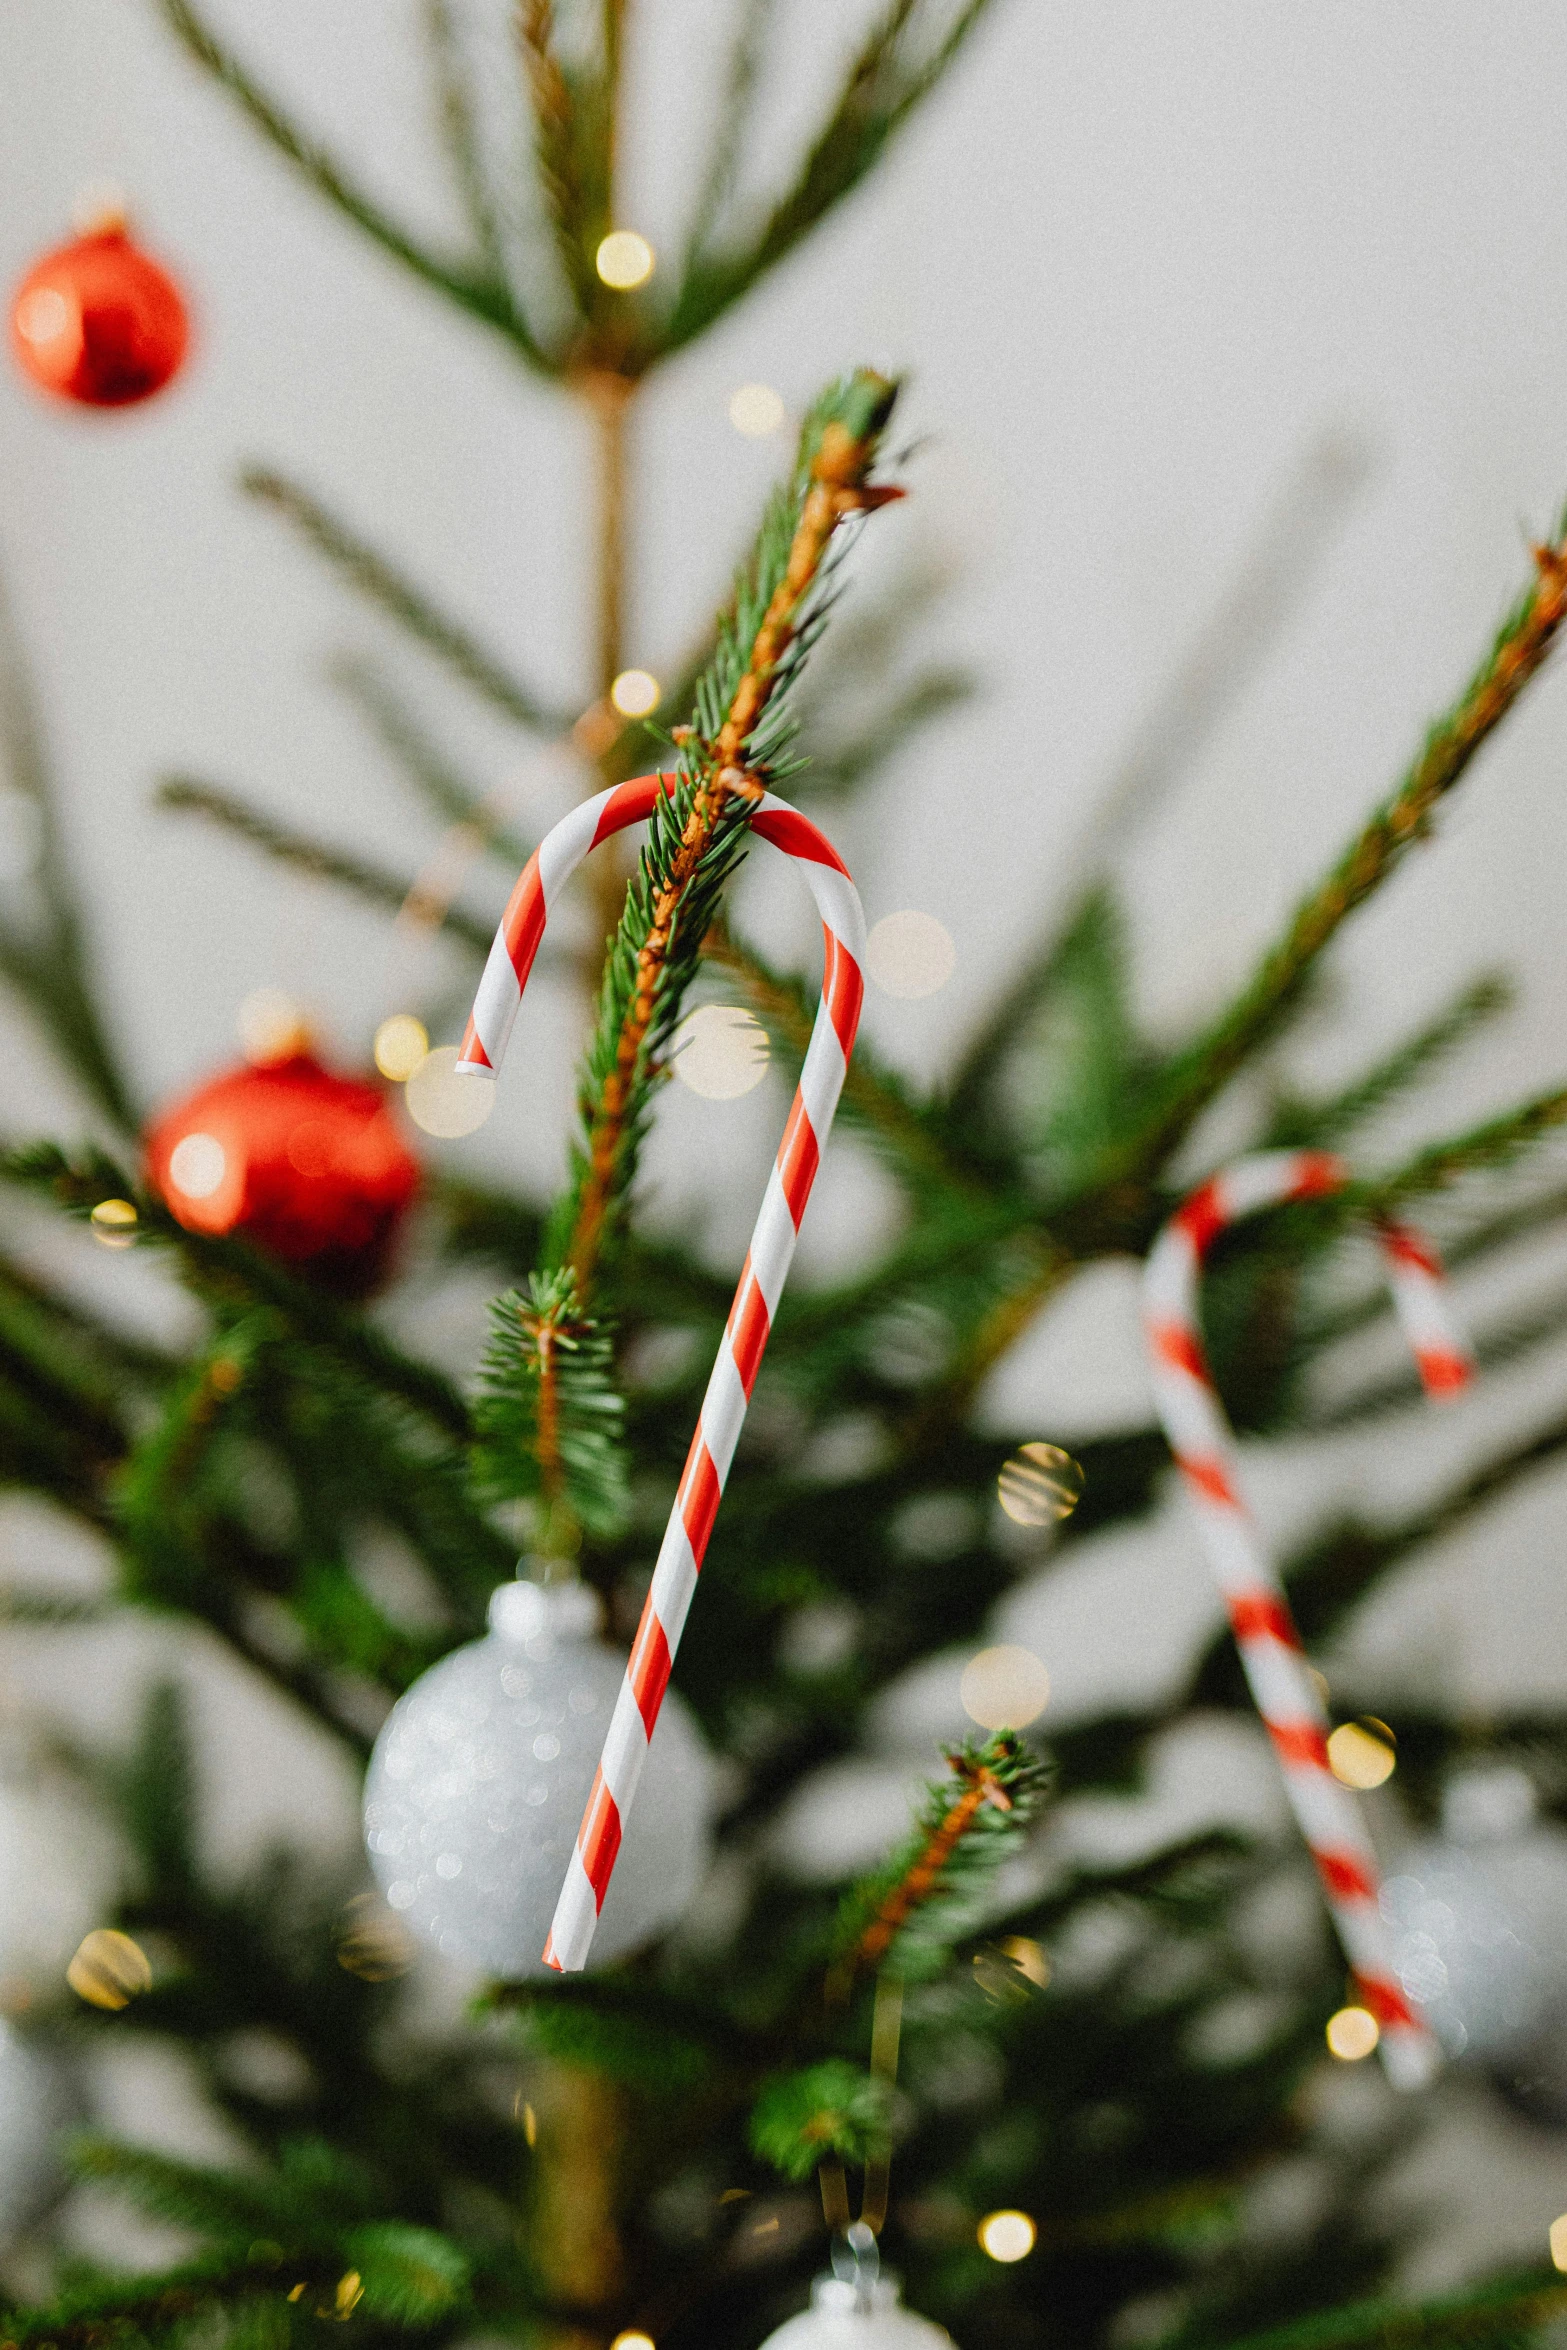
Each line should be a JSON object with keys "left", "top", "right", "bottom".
{"left": 5, "top": 0, "right": 1567, "bottom": 2285}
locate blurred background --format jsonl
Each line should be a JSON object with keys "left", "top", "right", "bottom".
{"left": 5, "top": 0, "right": 1567, "bottom": 2298}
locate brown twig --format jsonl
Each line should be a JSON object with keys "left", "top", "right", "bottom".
{"left": 566, "top": 414, "right": 896, "bottom": 1292}
{"left": 844, "top": 1751, "right": 1012, "bottom": 1979}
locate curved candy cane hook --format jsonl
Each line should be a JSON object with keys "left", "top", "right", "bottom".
{"left": 459, "top": 773, "right": 865, "bottom": 1970}
{"left": 1143, "top": 1149, "right": 1473, "bottom": 2090}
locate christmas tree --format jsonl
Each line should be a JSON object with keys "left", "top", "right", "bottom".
{"left": 4, "top": 7, "right": 1567, "bottom": 2349}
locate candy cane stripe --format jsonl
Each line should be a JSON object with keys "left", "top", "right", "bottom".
{"left": 1144, "top": 1150, "right": 1473, "bottom": 2091}
{"left": 459, "top": 774, "right": 866, "bottom": 1972}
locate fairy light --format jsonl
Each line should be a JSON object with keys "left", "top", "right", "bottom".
{"left": 1327, "top": 1720, "right": 1396, "bottom": 1790}
{"left": 610, "top": 668, "right": 661, "bottom": 718}
{"left": 978, "top": 2209, "right": 1036, "bottom": 2263}
{"left": 729, "top": 382, "right": 786, "bottom": 438}
{"left": 373, "top": 1013, "right": 429, "bottom": 1083}
{"left": 672, "top": 1004, "right": 770, "bottom": 1099}
{"left": 90, "top": 1198, "right": 139, "bottom": 1250}
{"left": 1325, "top": 2005, "right": 1380, "bottom": 2061}
{"left": 1549, "top": 2213, "right": 1567, "bottom": 2271}
{"left": 960, "top": 1644, "right": 1051, "bottom": 1731}
{"left": 1000, "top": 1934, "right": 1051, "bottom": 1989}
{"left": 67, "top": 1929, "right": 152, "bottom": 2011}
{"left": 238, "top": 987, "right": 309, "bottom": 1064}
{"left": 997, "top": 1441, "right": 1084, "bottom": 1526}
{"left": 866, "top": 909, "right": 956, "bottom": 999}
{"left": 167, "top": 1132, "right": 227, "bottom": 1199}
{"left": 404, "top": 1045, "right": 497, "bottom": 1138}
{"left": 595, "top": 230, "right": 655, "bottom": 289}
{"left": 609, "top": 2334, "right": 656, "bottom": 2350}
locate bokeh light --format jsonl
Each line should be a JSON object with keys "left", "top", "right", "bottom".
{"left": 1000, "top": 1934, "right": 1051, "bottom": 1989}
{"left": 978, "top": 2209, "right": 1037, "bottom": 2263}
{"left": 405, "top": 1046, "right": 497, "bottom": 1138}
{"left": 672, "top": 1004, "right": 770, "bottom": 1099}
{"left": 238, "top": 987, "right": 309, "bottom": 1065}
{"left": 866, "top": 909, "right": 956, "bottom": 999}
{"left": 997, "top": 1441, "right": 1084, "bottom": 1527}
{"left": 1550, "top": 2213, "right": 1567, "bottom": 2272}
{"left": 168, "top": 1132, "right": 227, "bottom": 1199}
{"left": 610, "top": 2334, "right": 656, "bottom": 2350}
{"left": 90, "top": 1197, "right": 138, "bottom": 1250}
{"left": 610, "top": 668, "right": 661, "bottom": 718}
{"left": 1327, "top": 1721, "right": 1396, "bottom": 1790}
{"left": 335, "top": 1893, "right": 413, "bottom": 1982}
{"left": 595, "top": 231, "right": 655, "bottom": 289}
{"left": 68, "top": 1929, "right": 152, "bottom": 2011}
{"left": 1325, "top": 2005, "right": 1380, "bottom": 2061}
{"left": 729, "top": 382, "right": 786, "bottom": 437}
{"left": 961, "top": 1644, "right": 1051, "bottom": 1730}
{"left": 374, "top": 1013, "right": 430, "bottom": 1083}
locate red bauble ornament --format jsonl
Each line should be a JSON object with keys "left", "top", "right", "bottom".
{"left": 145, "top": 1053, "right": 419, "bottom": 1298}
{"left": 11, "top": 225, "right": 189, "bottom": 408}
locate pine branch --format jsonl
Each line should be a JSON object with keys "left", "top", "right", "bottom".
{"left": 329, "top": 654, "right": 533, "bottom": 867}
{"left": 1200, "top": 2271, "right": 1567, "bottom": 2350}
{"left": 558, "top": 369, "right": 901, "bottom": 1293}
{"left": 518, "top": 0, "right": 617, "bottom": 334}
{"left": 0, "top": 562, "right": 136, "bottom": 1128}
{"left": 423, "top": 0, "right": 508, "bottom": 284}
{"left": 471, "top": 1271, "right": 630, "bottom": 1545}
{"left": 156, "top": 775, "right": 496, "bottom": 952}
{"left": 749, "top": 2059, "right": 893, "bottom": 2183}
{"left": 149, "top": 0, "right": 547, "bottom": 365}
{"left": 1110, "top": 527, "right": 1567, "bottom": 1185}
{"left": 1265, "top": 975, "right": 1511, "bottom": 1149}
{"left": 241, "top": 467, "right": 561, "bottom": 731}
{"left": 666, "top": 0, "right": 997, "bottom": 352}
{"left": 702, "top": 915, "right": 972, "bottom": 1196}
{"left": 681, "top": 0, "right": 781, "bottom": 264}
{"left": 830, "top": 1731, "right": 1051, "bottom": 1984}
{"left": 1367, "top": 1079, "right": 1567, "bottom": 1203}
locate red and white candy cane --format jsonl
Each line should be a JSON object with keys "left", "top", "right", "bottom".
{"left": 1142, "top": 1150, "right": 1473, "bottom": 2089}
{"left": 457, "top": 771, "right": 865, "bottom": 1971}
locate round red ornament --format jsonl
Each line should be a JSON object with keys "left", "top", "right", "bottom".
{"left": 11, "top": 224, "right": 189, "bottom": 408}
{"left": 145, "top": 1053, "right": 419, "bottom": 1298}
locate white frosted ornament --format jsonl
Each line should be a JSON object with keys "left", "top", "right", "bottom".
{"left": 759, "top": 2274, "right": 957, "bottom": 2349}
{"left": 364, "top": 1580, "right": 711, "bottom": 1975}
{"left": 0, "top": 2021, "right": 76, "bottom": 2243}
{"left": 1381, "top": 1765, "right": 1567, "bottom": 2060}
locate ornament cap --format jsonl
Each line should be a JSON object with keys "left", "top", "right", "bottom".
{"left": 488, "top": 1578, "right": 603, "bottom": 1647}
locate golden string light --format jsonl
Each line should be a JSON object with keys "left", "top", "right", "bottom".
{"left": 866, "top": 908, "right": 956, "bottom": 999}
{"left": 729, "top": 382, "right": 786, "bottom": 438}
{"left": 373, "top": 1013, "right": 429, "bottom": 1083}
{"left": 1325, "top": 2005, "right": 1380, "bottom": 2061}
{"left": 997, "top": 1441, "right": 1084, "bottom": 1527}
{"left": 610, "top": 668, "right": 661, "bottom": 719}
{"left": 978, "top": 2209, "right": 1037, "bottom": 2263}
{"left": 609, "top": 2334, "right": 656, "bottom": 2350}
{"left": 404, "top": 1045, "right": 496, "bottom": 1138}
{"left": 1549, "top": 2213, "right": 1567, "bottom": 2272}
{"left": 960, "top": 1644, "right": 1051, "bottom": 1730}
{"left": 1326, "top": 1720, "right": 1396, "bottom": 1790}
{"left": 595, "top": 230, "right": 655, "bottom": 289}
{"left": 672, "top": 1004, "right": 770, "bottom": 1099}
{"left": 68, "top": 1929, "right": 152, "bottom": 2010}
{"left": 90, "top": 1197, "right": 139, "bottom": 1250}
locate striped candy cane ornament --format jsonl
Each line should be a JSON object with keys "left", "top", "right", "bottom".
{"left": 457, "top": 771, "right": 866, "bottom": 1971}
{"left": 1143, "top": 1150, "right": 1473, "bottom": 2089}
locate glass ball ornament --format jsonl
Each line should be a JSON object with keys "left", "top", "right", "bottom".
{"left": 0, "top": 2022, "right": 77, "bottom": 2245}
{"left": 1381, "top": 1765, "right": 1567, "bottom": 2062}
{"left": 11, "top": 222, "right": 188, "bottom": 408}
{"left": 758, "top": 2274, "right": 957, "bottom": 2349}
{"left": 364, "top": 1580, "right": 712, "bottom": 1976}
{"left": 145, "top": 1049, "right": 419, "bottom": 1298}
